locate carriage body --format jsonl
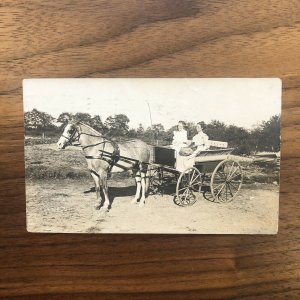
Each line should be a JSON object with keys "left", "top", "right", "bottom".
{"left": 194, "top": 148, "right": 234, "bottom": 172}
{"left": 150, "top": 143, "right": 243, "bottom": 206}
{"left": 152, "top": 145, "right": 234, "bottom": 172}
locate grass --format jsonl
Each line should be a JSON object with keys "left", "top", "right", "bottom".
{"left": 25, "top": 143, "right": 279, "bottom": 183}
{"left": 25, "top": 144, "right": 90, "bottom": 180}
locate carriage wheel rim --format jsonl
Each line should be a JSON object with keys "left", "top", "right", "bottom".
{"left": 210, "top": 159, "right": 243, "bottom": 203}
{"left": 176, "top": 167, "right": 202, "bottom": 206}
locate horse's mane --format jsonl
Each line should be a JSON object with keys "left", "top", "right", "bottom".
{"left": 76, "top": 122, "right": 102, "bottom": 136}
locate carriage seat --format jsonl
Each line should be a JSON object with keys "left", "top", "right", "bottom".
{"left": 153, "top": 140, "right": 230, "bottom": 167}
{"left": 153, "top": 146, "right": 175, "bottom": 167}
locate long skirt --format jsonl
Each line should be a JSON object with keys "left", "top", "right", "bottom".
{"left": 176, "top": 154, "right": 195, "bottom": 172}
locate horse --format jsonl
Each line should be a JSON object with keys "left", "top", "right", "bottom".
{"left": 57, "top": 121, "right": 151, "bottom": 211}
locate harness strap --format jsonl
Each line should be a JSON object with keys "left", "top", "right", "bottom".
{"left": 108, "top": 140, "right": 120, "bottom": 173}
{"left": 85, "top": 140, "right": 122, "bottom": 173}
{"left": 100, "top": 150, "right": 139, "bottom": 163}
{"left": 85, "top": 155, "right": 134, "bottom": 171}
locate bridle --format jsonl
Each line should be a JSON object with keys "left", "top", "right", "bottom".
{"left": 61, "top": 124, "right": 81, "bottom": 147}
{"left": 60, "top": 122, "right": 104, "bottom": 147}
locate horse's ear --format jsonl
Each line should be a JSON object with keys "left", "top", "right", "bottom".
{"left": 70, "top": 117, "right": 80, "bottom": 125}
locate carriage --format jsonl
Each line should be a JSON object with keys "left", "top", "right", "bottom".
{"left": 148, "top": 141, "right": 243, "bottom": 206}
{"left": 58, "top": 122, "right": 243, "bottom": 209}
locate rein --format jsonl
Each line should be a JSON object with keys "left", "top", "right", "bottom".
{"left": 62, "top": 123, "right": 135, "bottom": 172}
{"left": 85, "top": 141, "right": 122, "bottom": 172}
{"left": 61, "top": 123, "right": 102, "bottom": 147}
{"left": 76, "top": 124, "right": 121, "bottom": 171}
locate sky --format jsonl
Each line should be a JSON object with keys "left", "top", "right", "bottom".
{"left": 23, "top": 78, "right": 282, "bottom": 130}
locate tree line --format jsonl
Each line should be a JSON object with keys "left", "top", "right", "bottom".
{"left": 24, "top": 109, "right": 280, "bottom": 154}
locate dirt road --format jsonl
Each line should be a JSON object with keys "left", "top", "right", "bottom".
{"left": 26, "top": 177, "right": 279, "bottom": 234}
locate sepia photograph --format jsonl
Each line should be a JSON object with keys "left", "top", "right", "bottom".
{"left": 23, "top": 78, "right": 281, "bottom": 234}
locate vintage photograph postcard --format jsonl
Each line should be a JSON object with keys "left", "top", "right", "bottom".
{"left": 23, "top": 78, "right": 281, "bottom": 234}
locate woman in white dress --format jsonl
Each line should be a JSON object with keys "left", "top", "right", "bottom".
{"left": 189, "top": 122, "right": 209, "bottom": 158}
{"left": 171, "top": 121, "right": 188, "bottom": 154}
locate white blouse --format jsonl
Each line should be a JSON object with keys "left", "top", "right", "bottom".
{"left": 193, "top": 132, "right": 209, "bottom": 150}
{"left": 172, "top": 130, "right": 188, "bottom": 147}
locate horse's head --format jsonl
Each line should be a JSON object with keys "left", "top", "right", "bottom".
{"left": 57, "top": 122, "right": 79, "bottom": 149}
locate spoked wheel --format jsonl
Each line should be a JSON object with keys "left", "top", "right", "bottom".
{"left": 148, "top": 167, "right": 163, "bottom": 195}
{"left": 210, "top": 159, "right": 243, "bottom": 203}
{"left": 175, "top": 167, "right": 202, "bottom": 206}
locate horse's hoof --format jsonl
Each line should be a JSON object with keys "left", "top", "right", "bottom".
{"left": 139, "top": 201, "right": 145, "bottom": 208}
{"left": 101, "top": 204, "right": 109, "bottom": 212}
{"left": 131, "top": 198, "right": 138, "bottom": 204}
{"left": 94, "top": 204, "right": 101, "bottom": 210}
{"left": 100, "top": 207, "right": 109, "bottom": 214}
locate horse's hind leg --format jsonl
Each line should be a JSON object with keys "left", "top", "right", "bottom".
{"left": 145, "top": 167, "right": 150, "bottom": 195}
{"left": 131, "top": 171, "right": 141, "bottom": 204}
{"left": 91, "top": 172, "right": 102, "bottom": 210}
{"left": 139, "top": 171, "right": 146, "bottom": 207}
{"left": 138, "top": 163, "right": 148, "bottom": 207}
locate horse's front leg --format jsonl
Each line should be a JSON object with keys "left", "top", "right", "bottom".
{"left": 100, "top": 173, "right": 110, "bottom": 212}
{"left": 92, "top": 173, "right": 102, "bottom": 210}
{"left": 91, "top": 172, "right": 102, "bottom": 210}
